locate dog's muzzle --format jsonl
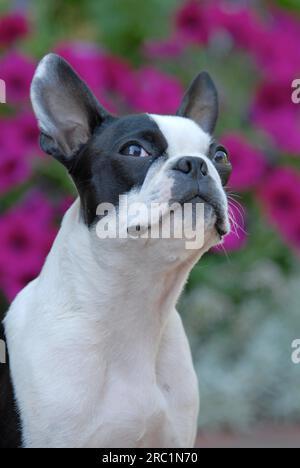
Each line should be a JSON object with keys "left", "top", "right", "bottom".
{"left": 171, "top": 156, "right": 229, "bottom": 237}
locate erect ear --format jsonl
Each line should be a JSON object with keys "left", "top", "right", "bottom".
{"left": 30, "top": 53, "right": 111, "bottom": 168}
{"left": 177, "top": 72, "right": 219, "bottom": 134}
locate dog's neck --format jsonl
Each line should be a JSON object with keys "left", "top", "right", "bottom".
{"left": 39, "top": 200, "right": 208, "bottom": 369}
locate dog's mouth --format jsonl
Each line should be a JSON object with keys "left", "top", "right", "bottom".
{"left": 181, "top": 194, "right": 229, "bottom": 238}
{"left": 125, "top": 193, "right": 229, "bottom": 240}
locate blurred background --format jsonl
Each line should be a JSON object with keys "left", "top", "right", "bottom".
{"left": 0, "top": 0, "right": 300, "bottom": 448}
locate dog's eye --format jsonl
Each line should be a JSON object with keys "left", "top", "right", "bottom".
{"left": 120, "top": 144, "right": 150, "bottom": 157}
{"left": 214, "top": 147, "right": 228, "bottom": 164}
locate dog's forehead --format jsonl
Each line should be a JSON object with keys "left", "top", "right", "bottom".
{"left": 149, "top": 114, "right": 212, "bottom": 156}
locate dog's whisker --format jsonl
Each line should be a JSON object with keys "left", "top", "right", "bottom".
{"left": 219, "top": 243, "right": 231, "bottom": 264}
{"left": 229, "top": 215, "right": 240, "bottom": 238}
{"left": 228, "top": 197, "right": 246, "bottom": 217}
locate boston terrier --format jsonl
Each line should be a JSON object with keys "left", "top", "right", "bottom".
{"left": 0, "top": 54, "right": 231, "bottom": 448}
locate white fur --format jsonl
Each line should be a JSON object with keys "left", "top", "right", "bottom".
{"left": 149, "top": 114, "right": 211, "bottom": 158}
{"left": 30, "top": 55, "right": 57, "bottom": 137}
{"left": 4, "top": 116, "right": 229, "bottom": 448}
{"left": 148, "top": 114, "right": 228, "bottom": 223}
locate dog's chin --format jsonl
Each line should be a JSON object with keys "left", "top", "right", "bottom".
{"left": 177, "top": 195, "right": 230, "bottom": 241}
{"left": 124, "top": 197, "right": 229, "bottom": 254}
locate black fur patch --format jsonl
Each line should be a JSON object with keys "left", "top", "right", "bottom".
{"left": 69, "top": 114, "right": 168, "bottom": 225}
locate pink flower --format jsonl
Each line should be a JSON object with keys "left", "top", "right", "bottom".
{"left": 55, "top": 42, "right": 107, "bottom": 97}
{"left": 174, "top": 1, "right": 266, "bottom": 51}
{"left": 0, "top": 149, "right": 31, "bottom": 194}
{"left": 21, "top": 192, "right": 57, "bottom": 227}
{"left": 221, "top": 134, "right": 268, "bottom": 192}
{"left": 0, "top": 112, "right": 40, "bottom": 193}
{"left": 214, "top": 201, "right": 247, "bottom": 253}
{"left": 0, "top": 52, "right": 35, "bottom": 104}
{"left": 258, "top": 168, "right": 300, "bottom": 227}
{"left": 253, "top": 81, "right": 295, "bottom": 117}
{"left": 258, "top": 167, "right": 300, "bottom": 254}
{"left": 255, "top": 33, "right": 300, "bottom": 84}
{"left": 0, "top": 193, "right": 57, "bottom": 301}
{"left": 208, "top": 3, "right": 267, "bottom": 52}
{"left": 175, "top": 0, "right": 211, "bottom": 45}
{"left": 256, "top": 110, "right": 300, "bottom": 155}
{"left": 0, "top": 119, "right": 20, "bottom": 153}
{"left": 253, "top": 9, "right": 300, "bottom": 83}
{"left": 130, "top": 67, "right": 183, "bottom": 114}
{"left": 0, "top": 12, "right": 29, "bottom": 47}
{"left": 103, "top": 56, "right": 135, "bottom": 93}
{"left": 14, "top": 112, "right": 41, "bottom": 156}
{"left": 57, "top": 197, "right": 74, "bottom": 217}
{"left": 252, "top": 81, "right": 300, "bottom": 155}
{"left": 0, "top": 119, "right": 33, "bottom": 193}
{"left": 1, "top": 255, "right": 44, "bottom": 302}
{"left": 55, "top": 43, "right": 119, "bottom": 112}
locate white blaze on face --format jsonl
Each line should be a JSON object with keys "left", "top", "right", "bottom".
{"left": 148, "top": 114, "right": 223, "bottom": 187}
{"left": 146, "top": 114, "right": 227, "bottom": 202}
{"left": 149, "top": 114, "right": 211, "bottom": 157}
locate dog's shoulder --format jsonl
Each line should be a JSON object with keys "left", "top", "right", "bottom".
{"left": 0, "top": 279, "right": 39, "bottom": 448}
{"left": 0, "top": 310, "right": 22, "bottom": 448}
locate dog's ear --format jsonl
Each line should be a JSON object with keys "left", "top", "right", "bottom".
{"left": 31, "top": 53, "right": 111, "bottom": 168}
{"left": 177, "top": 72, "right": 218, "bottom": 134}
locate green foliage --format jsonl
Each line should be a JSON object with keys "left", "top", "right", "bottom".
{"left": 28, "top": 0, "right": 179, "bottom": 62}
{"left": 276, "top": 0, "right": 300, "bottom": 14}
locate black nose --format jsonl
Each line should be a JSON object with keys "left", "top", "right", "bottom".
{"left": 173, "top": 156, "right": 208, "bottom": 178}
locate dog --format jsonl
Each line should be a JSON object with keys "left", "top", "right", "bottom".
{"left": 0, "top": 54, "right": 231, "bottom": 448}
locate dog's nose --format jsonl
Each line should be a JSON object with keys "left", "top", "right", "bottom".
{"left": 173, "top": 156, "right": 208, "bottom": 178}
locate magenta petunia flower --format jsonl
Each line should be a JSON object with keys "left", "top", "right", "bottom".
{"left": 130, "top": 67, "right": 183, "bottom": 114}
{"left": 213, "top": 201, "right": 247, "bottom": 253}
{"left": 175, "top": 1, "right": 267, "bottom": 51}
{"left": 258, "top": 168, "right": 300, "bottom": 254}
{"left": 0, "top": 119, "right": 20, "bottom": 153}
{"left": 175, "top": 0, "right": 212, "bottom": 45}
{"left": 253, "top": 9, "right": 300, "bottom": 83}
{"left": 252, "top": 81, "right": 295, "bottom": 117}
{"left": 252, "top": 81, "right": 300, "bottom": 155}
{"left": 258, "top": 168, "right": 300, "bottom": 229}
{"left": 0, "top": 114, "right": 38, "bottom": 193}
{"left": 0, "top": 149, "right": 31, "bottom": 194}
{"left": 55, "top": 42, "right": 108, "bottom": 97}
{"left": 207, "top": 2, "right": 267, "bottom": 52}
{"left": 256, "top": 110, "right": 300, "bottom": 155}
{"left": 0, "top": 52, "right": 35, "bottom": 104}
{"left": 0, "top": 193, "right": 57, "bottom": 300}
{"left": 57, "top": 197, "right": 74, "bottom": 217}
{"left": 0, "top": 12, "right": 29, "bottom": 47}
{"left": 1, "top": 255, "right": 44, "bottom": 302}
{"left": 14, "top": 112, "right": 41, "bottom": 156}
{"left": 221, "top": 133, "right": 268, "bottom": 192}
{"left": 104, "top": 55, "right": 136, "bottom": 101}
{"left": 20, "top": 192, "right": 57, "bottom": 227}
{"left": 255, "top": 33, "right": 300, "bottom": 84}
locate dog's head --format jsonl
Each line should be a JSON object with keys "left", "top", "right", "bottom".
{"left": 31, "top": 54, "right": 231, "bottom": 253}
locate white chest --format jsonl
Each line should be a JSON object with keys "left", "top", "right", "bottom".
{"left": 4, "top": 204, "right": 200, "bottom": 448}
